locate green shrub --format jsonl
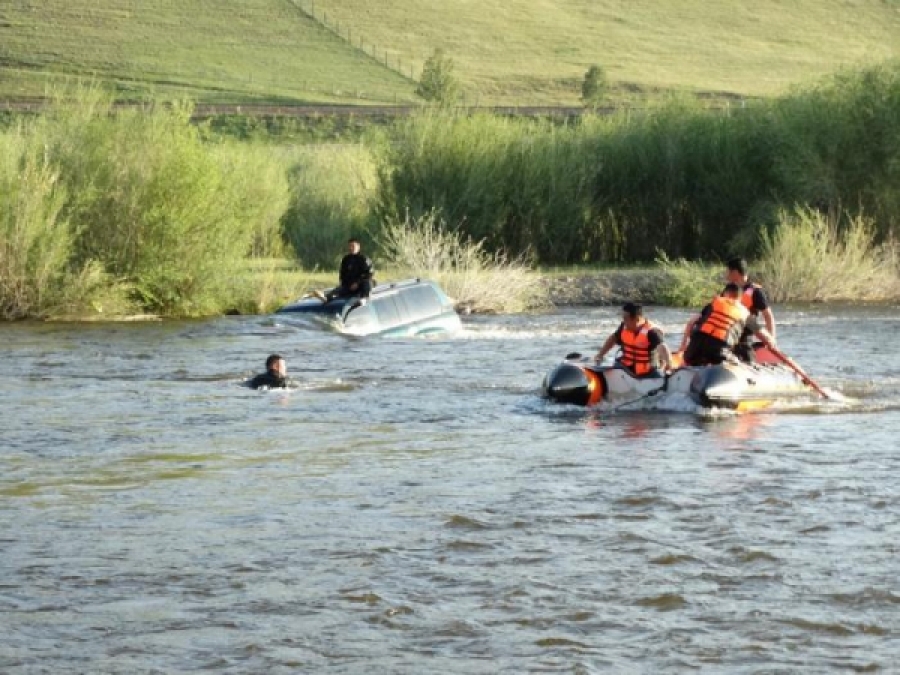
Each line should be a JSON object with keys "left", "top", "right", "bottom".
{"left": 376, "top": 110, "right": 604, "bottom": 264}
{"left": 654, "top": 253, "right": 722, "bottom": 307}
{"left": 281, "top": 143, "right": 378, "bottom": 270}
{"left": 772, "top": 64, "right": 900, "bottom": 241}
{"left": 757, "top": 207, "right": 900, "bottom": 302}
{"left": 416, "top": 49, "right": 460, "bottom": 107}
{"left": 32, "top": 86, "right": 292, "bottom": 317}
{"left": 211, "top": 141, "right": 292, "bottom": 258}
{"left": 378, "top": 62, "right": 900, "bottom": 267}
{"left": 375, "top": 209, "right": 547, "bottom": 313}
{"left": 581, "top": 65, "right": 608, "bottom": 108}
{"left": 0, "top": 129, "right": 73, "bottom": 319}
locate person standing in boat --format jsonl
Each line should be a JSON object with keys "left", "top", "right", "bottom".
{"left": 318, "top": 238, "right": 375, "bottom": 303}
{"left": 725, "top": 257, "right": 776, "bottom": 363}
{"left": 680, "top": 284, "right": 776, "bottom": 366}
{"left": 247, "top": 354, "right": 289, "bottom": 390}
{"left": 594, "top": 302, "right": 673, "bottom": 378}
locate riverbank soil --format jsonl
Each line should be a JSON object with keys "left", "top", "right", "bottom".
{"left": 543, "top": 269, "right": 669, "bottom": 306}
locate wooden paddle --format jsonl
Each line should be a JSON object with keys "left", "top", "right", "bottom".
{"left": 766, "top": 345, "right": 832, "bottom": 400}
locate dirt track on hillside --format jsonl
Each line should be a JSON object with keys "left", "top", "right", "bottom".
{"left": 0, "top": 100, "right": 597, "bottom": 118}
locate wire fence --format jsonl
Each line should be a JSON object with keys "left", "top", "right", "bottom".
{"left": 288, "top": 0, "right": 419, "bottom": 84}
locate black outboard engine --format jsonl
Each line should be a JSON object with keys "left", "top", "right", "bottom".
{"left": 543, "top": 362, "right": 596, "bottom": 406}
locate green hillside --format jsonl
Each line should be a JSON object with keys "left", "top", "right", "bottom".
{"left": 0, "top": 0, "right": 416, "bottom": 104}
{"left": 1, "top": 0, "right": 898, "bottom": 105}
{"left": 317, "top": 0, "right": 900, "bottom": 103}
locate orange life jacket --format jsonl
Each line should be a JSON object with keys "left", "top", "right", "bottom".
{"left": 619, "top": 320, "right": 659, "bottom": 376}
{"left": 741, "top": 282, "right": 762, "bottom": 314}
{"left": 699, "top": 296, "right": 748, "bottom": 346}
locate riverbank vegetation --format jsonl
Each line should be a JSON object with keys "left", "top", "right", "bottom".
{"left": 758, "top": 209, "right": 900, "bottom": 303}
{"left": 378, "top": 62, "right": 900, "bottom": 267}
{"left": 377, "top": 210, "right": 547, "bottom": 314}
{"left": 2, "top": 62, "right": 900, "bottom": 320}
{"left": 0, "top": 87, "right": 292, "bottom": 319}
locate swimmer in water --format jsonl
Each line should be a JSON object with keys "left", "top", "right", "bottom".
{"left": 247, "top": 354, "right": 288, "bottom": 389}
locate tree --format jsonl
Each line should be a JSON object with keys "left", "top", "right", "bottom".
{"left": 416, "top": 49, "right": 459, "bottom": 106}
{"left": 581, "top": 65, "right": 608, "bottom": 108}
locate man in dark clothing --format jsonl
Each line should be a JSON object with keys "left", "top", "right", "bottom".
{"left": 725, "top": 257, "right": 776, "bottom": 363}
{"left": 247, "top": 354, "right": 288, "bottom": 390}
{"left": 324, "top": 238, "right": 375, "bottom": 302}
{"left": 681, "top": 284, "right": 775, "bottom": 366}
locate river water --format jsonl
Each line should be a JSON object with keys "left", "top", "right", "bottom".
{"left": 1, "top": 305, "right": 898, "bottom": 673}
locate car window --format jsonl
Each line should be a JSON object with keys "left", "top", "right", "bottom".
{"left": 403, "top": 285, "right": 442, "bottom": 319}
{"left": 372, "top": 296, "right": 401, "bottom": 327}
{"left": 343, "top": 304, "right": 378, "bottom": 332}
{"left": 392, "top": 291, "right": 412, "bottom": 321}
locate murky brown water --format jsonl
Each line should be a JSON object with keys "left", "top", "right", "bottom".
{"left": 2, "top": 305, "right": 898, "bottom": 673}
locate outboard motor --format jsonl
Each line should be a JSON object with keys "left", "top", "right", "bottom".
{"left": 542, "top": 362, "right": 605, "bottom": 406}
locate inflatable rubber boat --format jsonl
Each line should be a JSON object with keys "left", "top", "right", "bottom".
{"left": 276, "top": 278, "right": 462, "bottom": 337}
{"left": 542, "top": 346, "right": 822, "bottom": 411}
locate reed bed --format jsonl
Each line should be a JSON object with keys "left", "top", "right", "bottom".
{"left": 377, "top": 63, "right": 900, "bottom": 268}
{"left": 281, "top": 143, "right": 380, "bottom": 270}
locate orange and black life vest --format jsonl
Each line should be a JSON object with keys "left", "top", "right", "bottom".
{"left": 699, "top": 297, "right": 748, "bottom": 346}
{"left": 741, "top": 282, "right": 762, "bottom": 314}
{"left": 619, "top": 320, "right": 659, "bottom": 376}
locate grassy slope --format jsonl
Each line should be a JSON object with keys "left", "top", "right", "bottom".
{"left": 0, "top": 0, "right": 416, "bottom": 103}
{"left": 0, "top": 0, "right": 898, "bottom": 105}
{"left": 318, "top": 0, "right": 900, "bottom": 103}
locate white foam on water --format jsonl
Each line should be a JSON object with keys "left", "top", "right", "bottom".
{"left": 456, "top": 325, "right": 603, "bottom": 341}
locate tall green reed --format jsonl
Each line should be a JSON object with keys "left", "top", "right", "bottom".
{"left": 0, "top": 128, "right": 74, "bottom": 319}
{"left": 376, "top": 62, "right": 900, "bottom": 268}
{"left": 281, "top": 143, "right": 379, "bottom": 270}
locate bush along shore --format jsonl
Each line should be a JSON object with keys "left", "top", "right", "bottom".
{"left": 375, "top": 62, "right": 899, "bottom": 267}
{"left": 2, "top": 63, "right": 899, "bottom": 321}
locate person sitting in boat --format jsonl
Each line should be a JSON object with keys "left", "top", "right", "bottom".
{"left": 679, "top": 283, "right": 776, "bottom": 366}
{"left": 247, "top": 354, "right": 288, "bottom": 390}
{"left": 594, "top": 302, "right": 673, "bottom": 378}
{"left": 678, "top": 258, "right": 777, "bottom": 364}
{"left": 725, "top": 257, "right": 776, "bottom": 363}
{"left": 315, "top": 238, "right": 375, "bottom": 304}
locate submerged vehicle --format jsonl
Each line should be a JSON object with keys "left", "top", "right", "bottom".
{"left": 542, "top": 346, "right": 823, "bottom": 412}
{"left": 276, "top": 278, "right": 462, "bottom": 337}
